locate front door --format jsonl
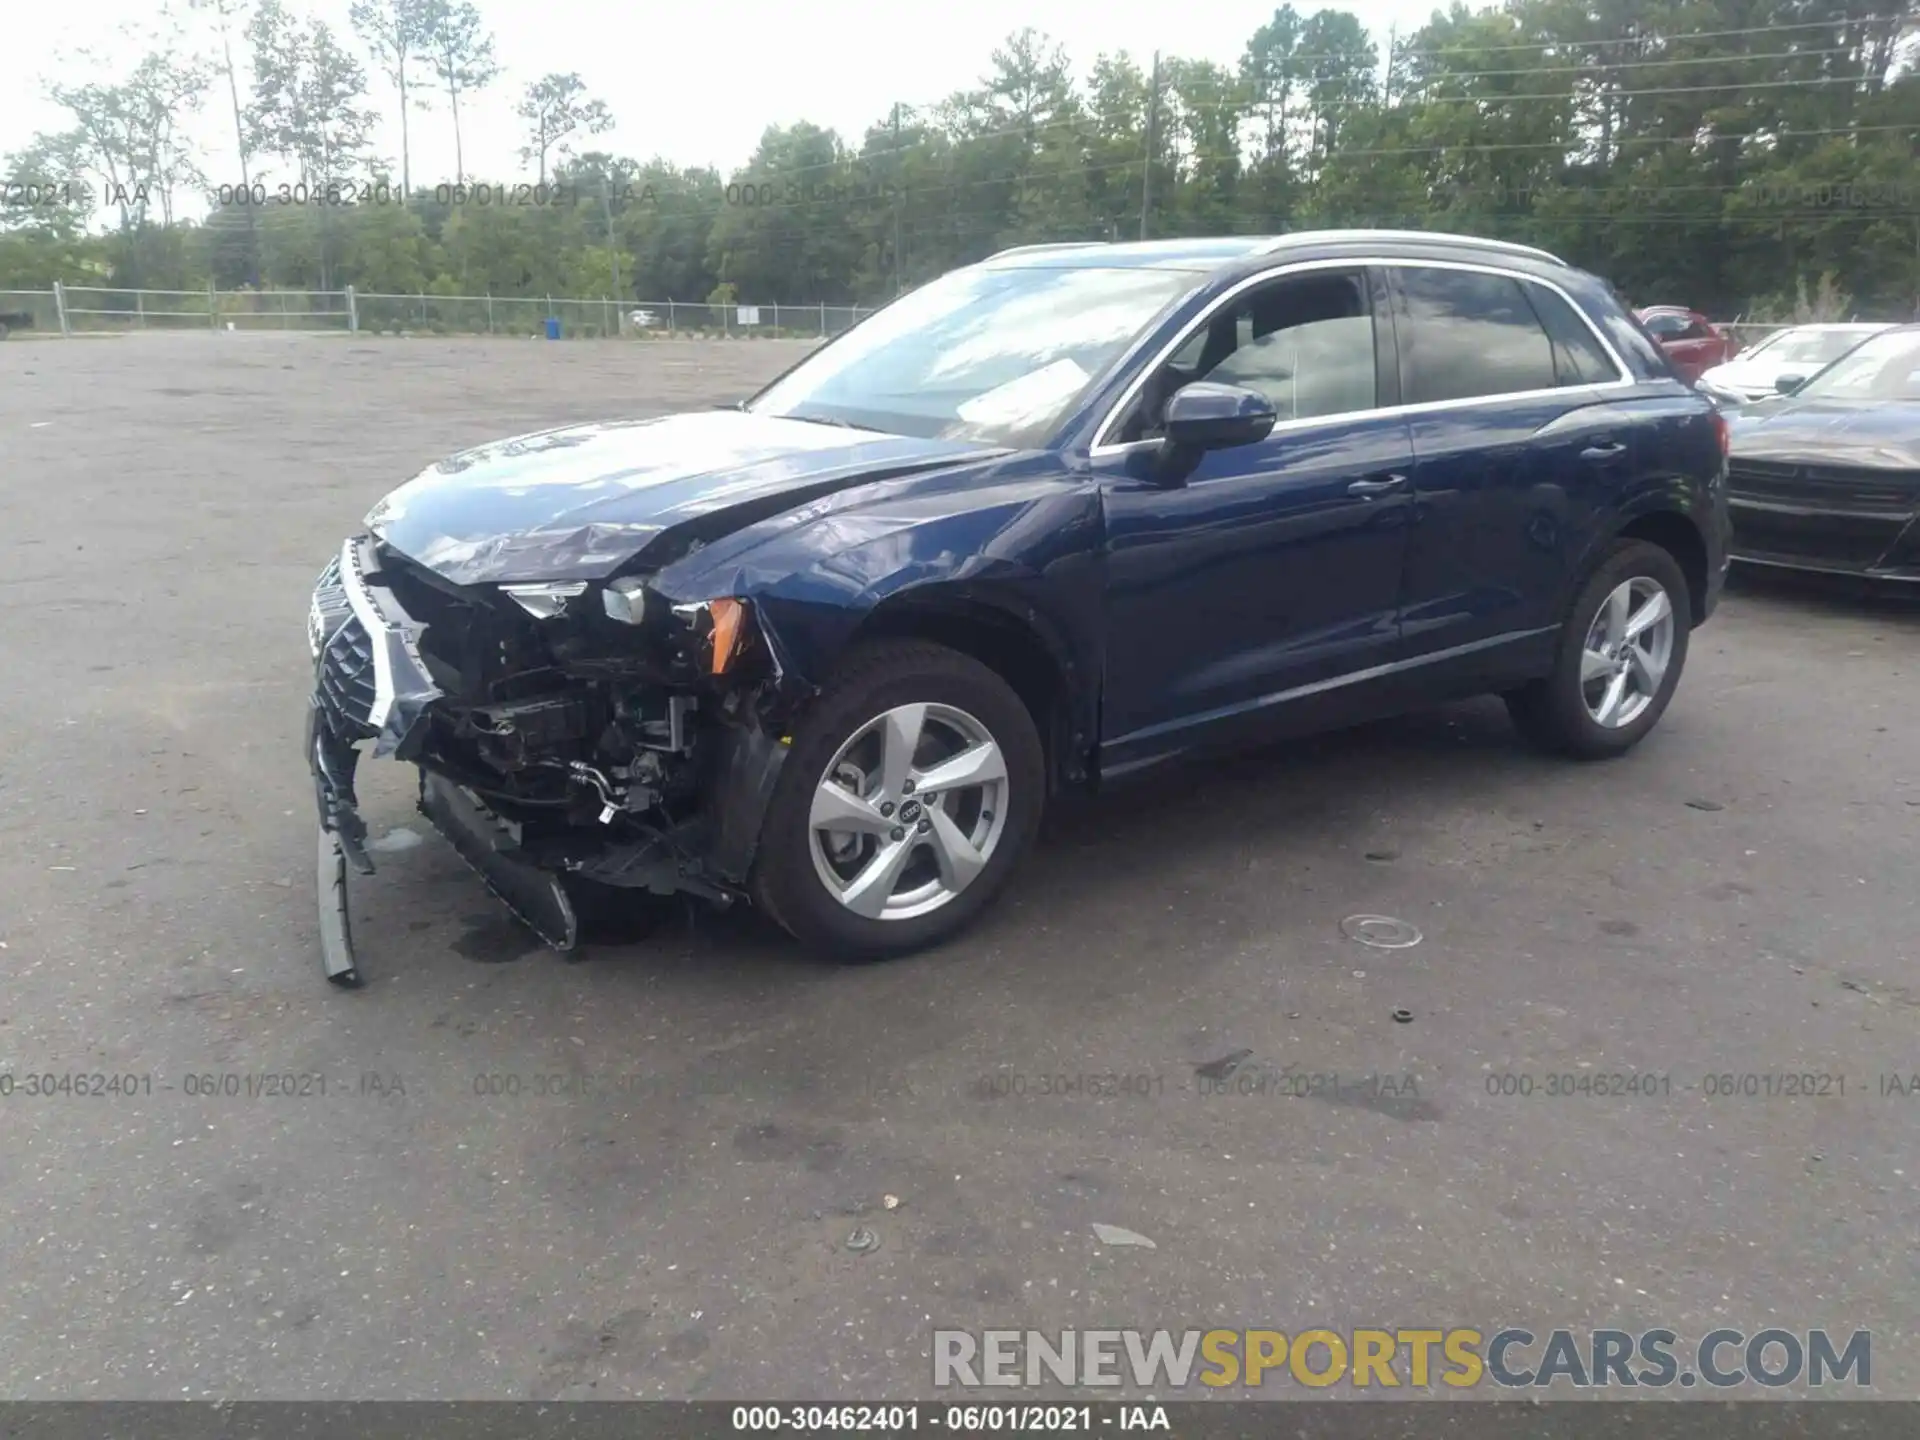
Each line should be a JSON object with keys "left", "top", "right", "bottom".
{"left": 1094, "top": 264, "right": 1414, "bottom": 775}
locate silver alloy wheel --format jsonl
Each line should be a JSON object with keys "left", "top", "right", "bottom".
{"left": 807, "top": 702, "right": 1010, "bottom": 921}
{"left": 1580, "top": 576, "right": 1675, "bottom": 729}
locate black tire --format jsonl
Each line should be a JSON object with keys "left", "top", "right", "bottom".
{"left": 1505, "top": 538, "right": 1692, "bottom": 759}
{"left": 751, "top": 639, "right": 1045, "bottom": 962}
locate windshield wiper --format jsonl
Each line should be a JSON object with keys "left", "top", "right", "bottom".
{"left": 780, "top": 411, "right": 889, "bottom": 433}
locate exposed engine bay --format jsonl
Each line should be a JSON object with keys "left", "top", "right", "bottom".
{"left": 307, "top": 533, "right": 793, "bottom": 986}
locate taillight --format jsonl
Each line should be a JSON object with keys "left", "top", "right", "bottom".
{"left": 1711, "top": 410, "right": 1729, "bottom": 457}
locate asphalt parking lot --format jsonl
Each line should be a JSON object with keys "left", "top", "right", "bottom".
{"left": 1, "top": 333, "right": 1916, "bottom": 1400}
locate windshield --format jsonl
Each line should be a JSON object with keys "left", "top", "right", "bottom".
{"left": 747, "top": 264, "right": 1198, "bottom": 447}
{"left": 1794, "top": 329, "right": 1920, "bottom": 401}
{"left": 1748, "top": 329, "right": 1879, "bottom": 368}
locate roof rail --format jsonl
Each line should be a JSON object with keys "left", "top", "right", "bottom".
{"left": 986, "top": 241, "right": 1109, "bottom": 260}
{"left": 1254, "top": 229, "right": 1566, "bottom": 265}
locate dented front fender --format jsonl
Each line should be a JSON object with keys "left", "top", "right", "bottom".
{"left": 649, "top": 456, "right": 1108, "bottom": 718}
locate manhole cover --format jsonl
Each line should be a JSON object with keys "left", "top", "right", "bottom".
{"left": 1341, "top": 914, "right": 1423, "bottom": 949}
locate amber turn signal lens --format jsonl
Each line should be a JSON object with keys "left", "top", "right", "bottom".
{"left": 709, "top": 597, "right": 747, "bottom": 675}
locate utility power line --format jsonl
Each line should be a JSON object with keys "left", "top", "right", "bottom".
{"left": 1369, "top": 14, "right": 1907, "bottom": 63}
{"left": 1367, "top": 44, "right": 1856, "bottom": 79}
{"left": 1179, "top": 73, "right": 1891, "bottom": 115}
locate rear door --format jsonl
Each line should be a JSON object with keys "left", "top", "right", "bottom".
{"left": 1386, "top": 262, "right": 1643, "bottom": 682}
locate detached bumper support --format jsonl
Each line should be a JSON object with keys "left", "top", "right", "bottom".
{"left": 317, "top": 828, "right": 362, "bottom": 988}
{"left": 417, "top": 772, "right": 579, "bottom": 952}
{"left": 307, "top": 536, "right": 443, "bottom": 988}
{"left": 309, "top": 703, "right": 370, "bottom": 988}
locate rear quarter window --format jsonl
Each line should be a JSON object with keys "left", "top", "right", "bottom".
{"left": 1521, "top": 282, "right": 1623, "bottom": 386}
{"left": 1596, "top": 300, "right": 1674, "bottom": 378}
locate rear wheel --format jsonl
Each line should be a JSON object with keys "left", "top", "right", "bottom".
{"left": 1506, "top": 539, "right": 1690, "bottom": 759}
{"left": 751, "top": 640, "right": 1045, "bottom": 961}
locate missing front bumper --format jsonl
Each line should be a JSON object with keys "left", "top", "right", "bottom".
{"left": 303, "top": 536, "right": 792, "bottom": 989}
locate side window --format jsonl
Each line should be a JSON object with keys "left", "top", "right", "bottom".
{"left": 1643, "top": 313, "right": 1690, "bottom": 339}
{"left": 1119, "top": 269, "right": 1376, "bottom": 440}
{"left": 1521, "top": 281, "right": 1622, "bottom": 387}
{"left": 1394, "top": 266, "right": 1559, "bottom": 404}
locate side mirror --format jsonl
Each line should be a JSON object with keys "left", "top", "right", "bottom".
{"left": 1162, "top": 381, "right": 1278, "bottom": 452}
{"left": 1143, "top": 382, "right": 1279, "bottom": 486}
{"left": 1775, "top": 374, "right": 1805, "bottom": 395}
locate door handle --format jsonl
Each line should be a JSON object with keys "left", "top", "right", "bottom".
{"left": 1581, "top": 440, "right": 1628, "bottom": 462}
{"left": 1347, "top": 472, "right": 1408, "bottom": 498}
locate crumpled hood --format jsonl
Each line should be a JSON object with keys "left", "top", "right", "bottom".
{"left": 366, "top": 409, "right": 1002, "bottom": 585}
{"left": 1728, "top": 398, "right": 1920, "bottom": 470}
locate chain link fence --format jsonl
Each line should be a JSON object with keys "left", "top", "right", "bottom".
{"left": 0, "top": 288, "right": 61, "bottom": 334}
{"left": 0, "top": 286, "right": 876, "bottom": 339}
{"left": 11, "top": 291, "right": 1851, "bottom": 357}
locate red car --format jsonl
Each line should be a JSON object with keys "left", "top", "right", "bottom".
{"left": 1635, "top": 306, "right": 1739, "bottom": 381}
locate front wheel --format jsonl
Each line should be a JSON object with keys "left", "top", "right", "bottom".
{"left": 751, "top": 640, "right": 1045, "bottom": 961}
{"left": 1505, "top": 539, "right": 1691, "bottom": 759}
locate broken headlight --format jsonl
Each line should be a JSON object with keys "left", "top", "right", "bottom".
{"left": 499, "top": 581, "right": 588, "bottom": 619}
{"left": 600, "top": 575, "right": 649, "bottom": 626}
{"left": 671, "top": 597, "right": 752, "bottom": 675}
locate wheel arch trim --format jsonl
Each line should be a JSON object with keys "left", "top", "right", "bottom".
{"left": 1562, "top": 501, "right": 1712, "bottom": 627}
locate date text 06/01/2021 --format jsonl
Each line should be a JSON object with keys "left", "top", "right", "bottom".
{"left": 730, "top": 1404, "right": 1168, "bottom": 1431}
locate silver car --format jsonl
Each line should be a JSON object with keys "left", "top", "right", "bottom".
{"left": 1699, "top": 323, "right": 1893, "bottom": 404}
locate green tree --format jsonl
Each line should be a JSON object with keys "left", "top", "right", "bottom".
{"left": 246, "top": 1, "right": 377, "bottom": 287}
{"left": 517, "top": 73, "right": 613, "bottom": 187}
{"left": 708, "top": 123, "right": 864, "bottom": 303}
{"left": 48, "top": 40, "right": 212, "bottom": 286}
{"left": 349, "top": 0, "right": 435, "bottom": 198}
{"left": 421, "top": 0, "right": 498, "bottom": 185}
{"left": 188, "top": 0, "right": 265, "bottom": 284}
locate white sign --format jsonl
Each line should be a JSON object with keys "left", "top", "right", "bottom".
{"left": 736, "top": 306, "right": 761, "bottom": 326}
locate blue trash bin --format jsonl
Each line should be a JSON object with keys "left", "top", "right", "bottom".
{"left": 544, "top": 316, "right": 561, "bottom": 340}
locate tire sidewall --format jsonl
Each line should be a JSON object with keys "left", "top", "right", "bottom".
{"left": 754, "top": 644, "right": 1045, "bottom": 959}
{"left": 1553, "top": 541, "right": 1691, "bottom": 754}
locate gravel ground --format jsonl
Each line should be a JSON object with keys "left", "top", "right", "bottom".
{"left": 1, "top": 332, "right": 1915, "bottom": 1400}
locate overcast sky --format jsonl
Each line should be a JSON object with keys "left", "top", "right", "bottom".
{"left": 6, "top": 0, "right": 1439, "bottom": 214}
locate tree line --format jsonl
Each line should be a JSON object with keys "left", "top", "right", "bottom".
{"left": 4, "top": 0, "right": 1918, "bottom": 319}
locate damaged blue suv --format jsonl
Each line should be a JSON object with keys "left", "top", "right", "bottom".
{"left": 307, "top": 230, "right": 1730, "bottom": 984}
